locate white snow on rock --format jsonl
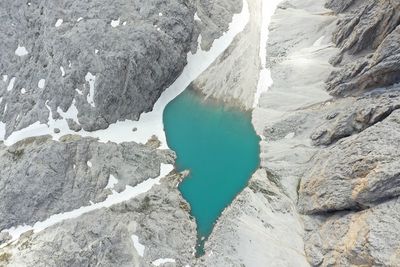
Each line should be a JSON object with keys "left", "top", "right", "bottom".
{"left": 194, "top": 12, "right": 201, "bottom": 21}
{"left": 7, "top": 77, "right": 16, "bottom": 91}
{"left": 111, "top": 18, "right": 120, "bottom": 27}
{"left": 122, "top": 21, "right": 127, "bottom": 26}
{"left": 38, "top": 79, "right": 45, "bottom": 89}
{"left": 253, "top": 0, "right": 281, "bottom": 108}
{"left": 95, "top": 49, "right": 99, "bottom": 54}
{"left": 85, "top": 72, "right": 96, "bottom": 107}
{"left": 77, "top": 17, "right": 83, "bottom": 22}
{"left": 87, "top": 161, "right": 92, "bottom": 168}
{"left": 105, "top": 174, "right": 118, "bottom": 189}
{"left": 15, "top": 46, "right": 29, "bottom": 56}
{"left": 2, "top": 75, "right": 8, "bottom": 82}
{"left": 60, "top": 66, "right": 65, "bottom": 77}
{"left": 20, "top": 88, "right": 26, "bottom": 94}
{"left": 0, "top": 122, "right": 5, "bottom": 141}
{"left": 0, "top": 164, "right": 174, "bottom": 246}
{"left": 75, "top": 88, "right": 83, "bottom": 95}
{"left": 158, "top": 12, "right": 163, "bottom": 16}
{"left": 55, "top": 19, "right": 63, "bottom": 27}
{"left": 152, "top": 258, "right": 176, "bottom": 266}
{"left": 131, "top": 234, "right": 145, "bottom": 257}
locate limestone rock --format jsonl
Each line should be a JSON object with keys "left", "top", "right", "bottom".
{"left": 299, "top": 110, "right": 400, "bottom": 214}
{"left": 304, "top": 198, "right": 400, "bottom": 266}
{"left": 0, "top": 135, "right": 174, "bottom": 230}
{"left": 326, "top": 1, "right": 400, "bottom": 96}
{"left": 2, "top": 175, "right": 196, "bottom": 267}
{"left": 311, "top": 90, "right": 400, "bottom": 146}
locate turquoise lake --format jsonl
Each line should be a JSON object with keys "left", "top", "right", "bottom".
{"left": 163, "top": 88, "right": 260, "bottom": 255}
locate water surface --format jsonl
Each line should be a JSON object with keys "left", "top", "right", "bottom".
{"left": 163, "top": 88, "right": 260, "bottom": 255}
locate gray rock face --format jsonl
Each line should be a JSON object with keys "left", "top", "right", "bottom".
{"left": 291, "top": 0, "right": 400, "bottom": 265}
{"left": 194, "top": 0, "right": 242, "bottom": 50}
{"left": 2, "top": 174, "right": 196, "bottom": 267}
{"left": 304, "top": 198, "right": 400, "bottom": 266}
{"left": 0, "top": 135, "right": 174, "bottom": 230}
{"left": 326, "top": 0, "right": 400, "bottom": 96}
{"left": 299, "top": 109, "right": 400, "bottom": 214}
{"left": 0, "top": 0, "right": 196, "bottom": 136}
{"left": 311, "top": 90, "right": 400, "bottom": 146}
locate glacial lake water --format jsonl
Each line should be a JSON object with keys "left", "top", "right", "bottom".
{"left": 163, "top": 88, "right": 260, "bottom": 255}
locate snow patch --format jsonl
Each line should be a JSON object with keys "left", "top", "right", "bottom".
{"left": 7, "top": 77, "right": 16, "bottom": 91}
{"left": 77, "top": 17, "right": 83, "bottom": 22}
{"left": 253, "top": 0, "right": 282, "bottom": 108}
{"left": 313, "top": 36, "right": 325, "bottom": 47}
{"left": 38, "top": 79, "right": 45, "bottom": 89}
{"left": 2, "top": 75, "right": 8, "bottom": 82}
{"left": 158, "top": 12, "right": 163, "bottom": 16}
{"left": 95, "top": 49, "right": 99, "bottom": 54}
{"left": 131, "top": 234, "right": 145, "bottom": 257}
{"left": 284, "top": 132, "right": 295, "bottom": 139}
{"left": 194, "top": 12, "right": 201, "bottom": 21}
{"left": 85, "top": 72, "right": 96, "bottom": 107}
{"left": 87, "top": 161, "right": 92, "bottom": 168}
{"left": 122, "top": 21, "right": 127, "bottom": 26}
{"left": 0, "top": 164, "right": 174, "bottom": 246}
{"left": 21, "top": 88, "right": 26, "bottom": 94}
{"left": 105, "top": 174, "right": 118, "bottom": 189}
{"left": 111, "top": 18, "right": 120, "bottom": 27}
{"left": 0, "top": 122, "right": 5, "bottom": 141}
{"left": 152, "top": 258, "right": 176, "bottom": 266}
{"left": 55, "top": 19, "right": 63, "bottom": 27}
{"left": 15, "top": 46, "right": 28, "bottom": 56}
{"left": 60, "top": 66, "right": 65, "bottom": 77}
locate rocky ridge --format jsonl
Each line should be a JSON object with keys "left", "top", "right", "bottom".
{"left": 196, "top": 0, "right": 400, "bottom": 266}
{"left": 0, "top": 0, "right": 241, "bottom": 266}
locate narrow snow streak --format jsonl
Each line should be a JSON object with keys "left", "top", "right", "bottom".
{"left": 1, "top": 0, "right": 249, "bottom": 148}
{"left": 55, "top": 19, "right": 63, "bottom": 27}
{"left": 253, "top": 0, "right": 282, "bottom": 108}
{"left": 131, "top": 234, "right": 146, "bottom": 257}
{"left": 152, "top": 258, "right": 176, "bottom": 266}
{"left": 85, "top": 72, "right": 96, "bottom": 107}
{"left": 7, "top": 77, "right": 16, "bottom": 91}
{"left": 0, "top": 164, "right": 173, "bottom": 246}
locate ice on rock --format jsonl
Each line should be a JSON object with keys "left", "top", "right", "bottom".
{"left": 15, "top": 46, "right": 29, "bottom": 56}
{"left": 131, "top": 234, "right": 145, "bottom": 257}
{"left": 7, "top": 77, "right": 16, "bottom": 91}
{"left": 55, "top": 19, "right": 63, "bottom": 27}
{"left": 60, "top": 66, "right": 65, "bottom": 77}
{"left": 85, "top": 72, "right": 96, "bottom": 107}
{"left": 38, "top": 79, "right": 45, "bottom": 89}
{"left": 111, "top": 18, "right": 120, "bottom": 27}
{"left": 105, "top": 175, "right": 118, "bottom": 190}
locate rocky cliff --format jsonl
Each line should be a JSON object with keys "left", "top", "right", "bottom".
{"left": 197, "top": 0, "right": 400, "bottom": 266}
{"left": 0, "top": 0, "right": 241, "bottom": 266}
